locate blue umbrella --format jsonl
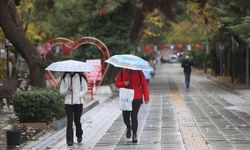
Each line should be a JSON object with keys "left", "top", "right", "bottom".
{"left": 105, "top": 54, "right": 152, "bottom": 71}
{"left": 143, "top": 68, "right": 155, "bottom": 80}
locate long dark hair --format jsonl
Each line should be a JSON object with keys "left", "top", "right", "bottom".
{"left": 61, "top": 72, "right": 87, "bottom": 82}
{"left": 76, "top": 72, "right": 87, "bottom": 82}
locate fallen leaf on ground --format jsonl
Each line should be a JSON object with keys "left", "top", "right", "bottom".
{"left": 153, "top": 140, "right": 160, "bottom": 144}
{"left": 239, "top": 124, "right": 247, "bottom": 128}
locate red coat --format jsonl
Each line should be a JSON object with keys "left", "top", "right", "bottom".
{"left": 115, "top": 69, "right": 150, "bottom": 102}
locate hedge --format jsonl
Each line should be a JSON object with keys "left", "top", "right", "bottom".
{"left": 13, "top": 88, "right": 65, "bottom": 123}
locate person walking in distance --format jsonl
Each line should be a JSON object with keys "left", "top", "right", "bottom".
{"left": 115, "top": 68, "right": 150, "bottom": 143}
{"left": 60, "top": 72, "right": 88, "bottom": 146}
{"left": 181, "top": 55, "right": 193, "bottom": 88}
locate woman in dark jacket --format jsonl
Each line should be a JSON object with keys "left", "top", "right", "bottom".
{"left": 115, "top": 68, "right": 150, "bottom": 143}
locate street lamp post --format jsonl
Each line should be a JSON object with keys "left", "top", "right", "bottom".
{"left": 4, "top": 38, "right": 12, "bottom": 79}
{"left": 246, "top": 47, "right": 249, "bottom": 85}
{"left": 218, "top": 43, "right": 224, "bottom": 76}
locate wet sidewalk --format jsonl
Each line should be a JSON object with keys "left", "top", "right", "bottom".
{"left": 93, "top": 63, "right": 250, "bottom": 150}
{"left": 6, "top": 63, "right": 250, "bottom": 150}
{"left": 19, "top": 86, "right": 114, "bottom": 150}
{"left": 0, "top": 85, "right": 113, "bottom": 150}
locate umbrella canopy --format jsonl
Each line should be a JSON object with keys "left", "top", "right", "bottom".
{"left": 143, "top": 68, "right": 155, "bottom": 80}
{"left": 105, "top": 54, "right": 152, "bottom": 71}
{"left": 45, "top": 60, "right": 95, "bottom": 72}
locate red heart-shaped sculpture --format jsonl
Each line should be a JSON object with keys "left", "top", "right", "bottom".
{"left": 41, "top": 37, "right": 110, "bottom": 95}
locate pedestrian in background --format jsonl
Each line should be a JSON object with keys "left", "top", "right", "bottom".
{"left": 115, "top": 68, "right": 150, "bottom": 143}
{"left": 181, "top": 55, "right": 193, "bottom": 88}
{"left": 60, "top": 72, "right": 88, "bottom": 146}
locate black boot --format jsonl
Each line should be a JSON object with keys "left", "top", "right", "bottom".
{"left": 67, "top": 142, "right": 73, "bottom": 146}
{"left": 77, "top": 137, "right": 82, "bottom": 143}
{"left": 126, "top": 128, "right": 131, "bottom": 138}
{"left": 132, "top": 133, "right": 137, "bottom": 143}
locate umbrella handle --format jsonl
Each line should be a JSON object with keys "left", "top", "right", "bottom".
{"left": 70, "top": 77, "right": 73, "bottom": 104}
{"left": 70, "top": 77, "right": 73, "bottom": 92}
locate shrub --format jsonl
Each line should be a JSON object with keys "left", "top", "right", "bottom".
{"left": 13, "top": 88, "right": 65, "bottom": 123}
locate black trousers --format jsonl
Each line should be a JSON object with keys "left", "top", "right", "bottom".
{"left": 65, "top": 104, "right": 83, "bottom": 144}
{"left": 122, "top": 100, "right": 142, "bottom": 135}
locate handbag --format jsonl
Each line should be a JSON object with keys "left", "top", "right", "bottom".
{"left": 119, "top": 88, "right": 134, "bottom": 111}
{"left": 118, "top": 70, "right": 136, "bottom": 111}
{"left": 118, "top": 70, "right": 143, "bottom": 111}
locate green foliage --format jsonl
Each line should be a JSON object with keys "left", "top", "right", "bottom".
{"left": 162, "top": 1, "right": 222, "bottom": 72}
{"left": 47, "top": 0, "right": 134, "bottom": 56}
{"left": 140, "top": 9, "right": 168, "bottom": 45}
{"left": 191, "top": 49, "right": 206, "bottom": 68}
{"left": 72, "top": 45, "right": 100, "bottom": 61}
{"left": 13, "top": 88, "right": 65, "bottom": 123}
{"left": 211, "top": 0, "right": 250, "bottom": 46}
{"left": 17, "top": 1, "right": 48, "bottom": 42}
{"left": 229, "top": 16, "right": 250, "bottom": 45}
{"left": 165, "top": 2, "right": 219, "bottom": 44}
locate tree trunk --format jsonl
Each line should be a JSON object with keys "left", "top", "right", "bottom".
{"left": 0, "top": 0, "right": 45, "bottom": 87}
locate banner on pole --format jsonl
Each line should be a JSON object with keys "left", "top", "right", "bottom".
{"left": 86, "top": 59, "right": 102, "bottom": 81}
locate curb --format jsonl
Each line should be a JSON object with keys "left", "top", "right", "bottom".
{"left": 193, "top": 69, "right": 238, "bottom": 94}
{"left": 206, "top": 76, "right": 236, "bottom": 92}
{"left": 82, "top": 100, "right": 99, "bottom": 115}
{"left": 200, "top": 73, "right": 250, "bottom": 101}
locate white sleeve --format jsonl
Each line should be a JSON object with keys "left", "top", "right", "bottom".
{"left": 79, "top": 77, "right": 88, "bottom": 98}
{"left": 60, "top": 79, "right": 69, "bottom": 96}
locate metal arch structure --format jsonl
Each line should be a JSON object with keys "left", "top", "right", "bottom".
{"left": 74, "top": 37, "right": 110, "bottom": 81}
{"left": 41, "top": 37, "right": 110, "bottom": 95}
{"left": 40, "top": 37, "right": 75, "bottom": 58}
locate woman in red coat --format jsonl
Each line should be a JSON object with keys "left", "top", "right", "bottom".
{"left": 115, "top": 68, "right": 150, "bottom": 143}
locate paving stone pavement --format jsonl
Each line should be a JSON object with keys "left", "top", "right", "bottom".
{"left": 21, "top": 96, "right": 121, "bottom": 150}
{"left": 94, "top": 63, "right": 250, "bottom": 150}
{"left": 18, "top": 63, "right": 250, "bottom": 150}
{"left": 169, "top": 63, "right": 250, "bottom": 150}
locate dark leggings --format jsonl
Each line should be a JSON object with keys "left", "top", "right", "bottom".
{"left": 65, "top": 104, "right": 83, "bottom": 144}
{"left": 122, "top": 100, "right": 142, "bottom": 135}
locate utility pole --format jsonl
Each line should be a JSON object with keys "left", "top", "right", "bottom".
{"left": 204, "top": 37, "right": 209, "bottom": 74}
{"left": 218, "top": 43, "right": 224, "bottom": 76}
{"left": 202, "top": 10, "right": 209, "bottom": 74}
{"left": 230, "top": 36, "right": 234, "bottom": 83}
{"left": 246, "top": 47, "right": 249, "bottom": 85}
